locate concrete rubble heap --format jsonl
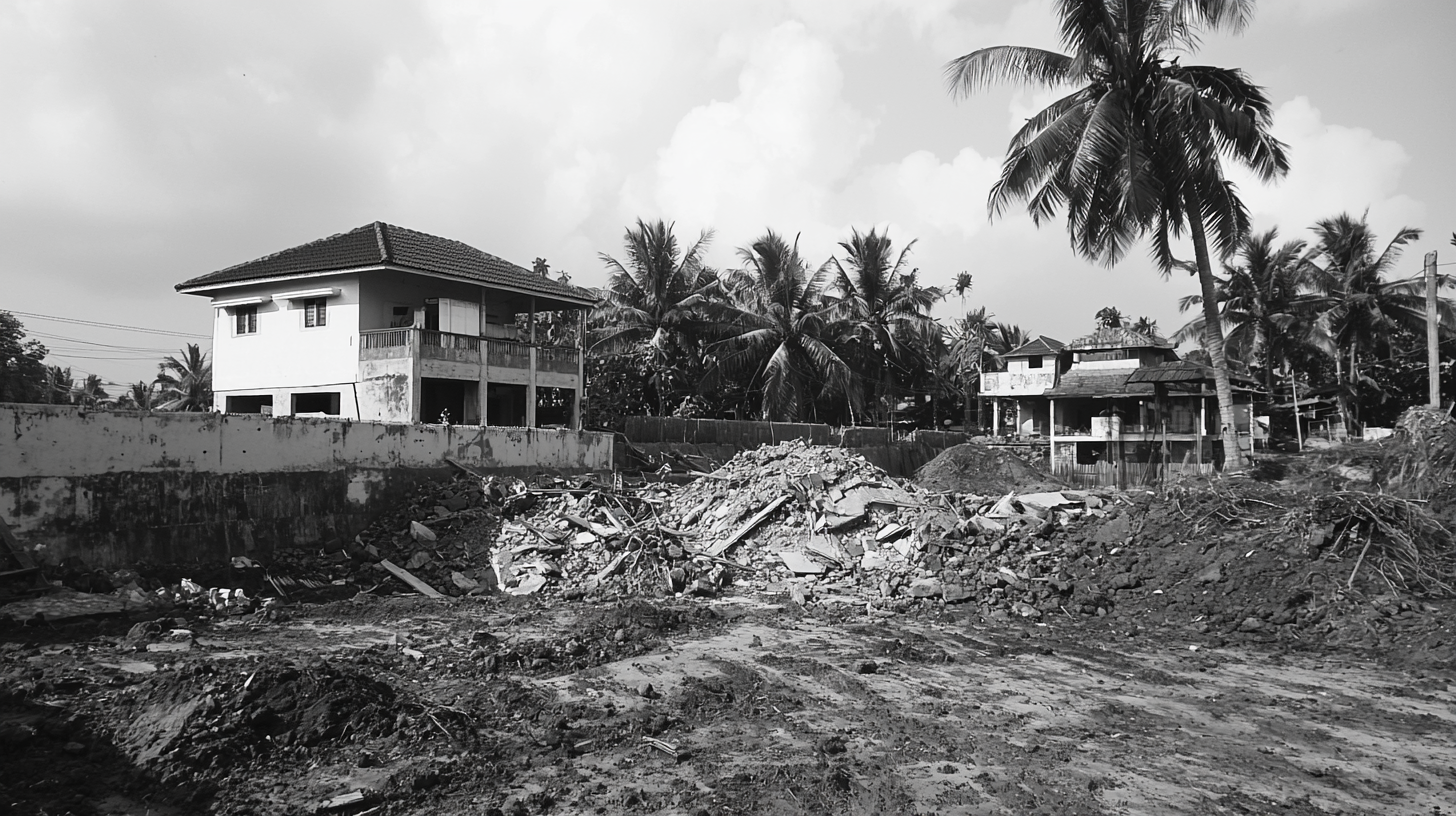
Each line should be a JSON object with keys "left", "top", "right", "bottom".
{"left": 478, "top": 439, "right": 1123, "bottom": 620}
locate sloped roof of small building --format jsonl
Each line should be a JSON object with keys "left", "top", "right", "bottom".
{"left": 176, "top": 222, "right": 598, "bottom": 305}
{"left": 1068, "top": 326, "right": 1173, "bottom": 351}
{"left": 1125, "top": 360, "right": 1260, "bottom": 387}
{"left": 1043, "top": 369, "right": 1156, "bottom": 398}
{"left": 1003, "top": 335, "right": 1066, "bottom": 358}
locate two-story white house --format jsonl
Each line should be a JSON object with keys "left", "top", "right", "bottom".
{"left": 976, "top": 335, "right": 1066, "bottom": 436}
{"left": 176, "top": 222, "right": 598, "bottom": 427}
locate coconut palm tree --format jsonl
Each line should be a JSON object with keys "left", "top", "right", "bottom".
{"left": 1305, "top": 213, "right": 1456, "bottom": 429}
{"left": 70, "top": 373, "right": 110, "bottom": 407}
{"left": 155, "top": 344, "right": 212, "bottom": 411}
{"left": 825, "top": 227, "right": 945, "bottom": 423}
{"left": 1175, "top": 227, "right": 1331, "bottom": 399}
{"left": 944, "top": 307, "right": 993, "bottom": 430}
{"left": 593, "top": 219, "right": 715, "bottom": 415}
{"left": 704, "top": 230, "right": 853, "bottom": 422}
{"left": 118, "top": 381, "right": 161, "bottom": 410}
{"left": 945, "top": 0, "right": 1289, "bottom": 471}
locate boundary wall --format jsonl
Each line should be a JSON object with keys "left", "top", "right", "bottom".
{"left": 0, "top": 404, "right": 612, "bottom": 568}
{"left": 622, "top": 417, "right": 969, "bottom": 478}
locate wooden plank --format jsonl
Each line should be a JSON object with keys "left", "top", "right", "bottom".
{"left": 707, "top": 495, "right": 790, "bottom": 557}
{"left": 379, "top": 559, "right": 447, "bottom": 599}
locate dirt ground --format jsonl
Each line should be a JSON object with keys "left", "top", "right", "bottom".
{"left": 4, "top": 588, "right": 1455, "bottom": 816}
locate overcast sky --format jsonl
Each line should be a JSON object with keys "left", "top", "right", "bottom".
{"left": 3, "top": 0, "right": 1453, "bottom": 389}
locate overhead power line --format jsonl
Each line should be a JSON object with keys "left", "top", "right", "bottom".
{"left": 5, "top": 310, "right": 209, "bottom": 339}
{"left": 27, "top": 330, "right": 176, "bottom": 353}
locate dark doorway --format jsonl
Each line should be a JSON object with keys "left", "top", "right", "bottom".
{"left": 487, "top": 383, "right": 528, "bottom": 426}
{"left": 422, "top": 378, "right": 475, "bottom": 424}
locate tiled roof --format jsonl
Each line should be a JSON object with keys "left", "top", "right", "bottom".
{"left": 1068, "top": 326, "right": 1173, "bottom": 350}
{"left": 1043, "top": 369, "right": 1155, "bottom": 398}
{"left": 1126, "top": 360, "right": 1259, "bottom": 387}
{"left": 176, "top": 222, "right": 598, "bottom": 303}
{"left": 1004, "top": 335, "right": 1065, "bottom": 358}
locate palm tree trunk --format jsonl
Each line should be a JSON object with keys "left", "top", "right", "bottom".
{"left": 1187, "top": 205, "right": 1248, "bottom": 473}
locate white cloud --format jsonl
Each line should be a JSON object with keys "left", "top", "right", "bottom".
{"left": 643, "top": 21, "right": 876, "bottom": 266}
{"left": 1230, "top": 96, "right": 1424, "bottom": 241}
{"left": 841, "top": 148, "right": 1002, "bottom": 240}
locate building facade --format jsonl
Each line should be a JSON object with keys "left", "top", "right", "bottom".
{"left": 176, "top": 222, "right": 597, "bottom": 428}
{"left": 981, "top": 327, "right": 1260, "bottom": 486}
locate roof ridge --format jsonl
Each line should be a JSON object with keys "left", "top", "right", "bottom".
{"left": 373, "top": 222, "right": 391, "bottom": 264}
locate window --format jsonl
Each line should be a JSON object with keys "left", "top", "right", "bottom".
{"left": 390, "top": 306, "right": 413, "bottom": 328}
{"left": 235, "top": 305, "right": 258, "bottom": 335}
{"left": 303, "top": 298, "right": 327, "bottom": 328}
{"left": 1027, "top": 355, "right": 1043, "bottom": 369}
{"left": 291, "top": 392, "right": 341, "bottom": 415}
{"left": 226, "top": 395, "right": 272, "bottom": 414}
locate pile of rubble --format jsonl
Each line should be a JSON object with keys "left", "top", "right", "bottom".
{"left": 479, "top": 440, "right": 1126, "bottom": 621}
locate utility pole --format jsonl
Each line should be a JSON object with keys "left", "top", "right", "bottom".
{"left": 1427, "top": 250, "right": 1440, "bottom": 408}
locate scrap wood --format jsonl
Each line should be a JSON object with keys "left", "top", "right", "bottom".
{"left": 642, "top": 736, "right": 689, "bottom": 761}
{"left": 707, "top": 495, "right": 792, "bottom": 557}
{"left": 379, "top": 559, "right": 447, "bottom": 599}
{"left": 588, "top": 551, "right": 631, "bottom": 587}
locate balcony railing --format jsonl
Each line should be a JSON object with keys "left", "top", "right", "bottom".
{"left": 421, "top": 330, "right": 480, "bottom": 352}
{"left": 360, "top": 329, "right": 581, "bottom": 378}
{"left": 486, "top": 339, "right": 531, "bottom": 369}
{"left": 538, "top": 345, "right": 580, "bottom": 374}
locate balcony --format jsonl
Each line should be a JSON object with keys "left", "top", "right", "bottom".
{"left": 360, "top": 329, "right": 581, "bottom": 374}
{"left": 981, "top": 370, "right": 1056, "bottom": 396}
{"left": 361, "top": 328, "right": 480, "bottom": 363}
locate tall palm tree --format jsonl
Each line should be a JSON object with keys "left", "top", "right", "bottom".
{"left": 155, "top": 344, "right": 213, "bottom": 411}
{"left": 954, "top": 271, "right": 974, "bottom": 307}
{"left": 1175, "top": 227, "right": 1330, "bottom": 399}
{"left": 945, "top": 0, "right": 1289, "bottom": 472}
{"left": 593, "top": 219, "right": 715, "bottom": 415}
{"left": 704, "top": 231, "right": 853, "bottom": 422}
{"left": 826, "top": 227, "right": 945, "bottom": 424}
{"left": 945, "top": 307, "right": 993, "bottom": 430}
{"left": 1306, "top": 213, "right": 1455, "bottom": 429}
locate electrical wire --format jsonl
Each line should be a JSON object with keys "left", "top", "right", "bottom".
{"left": 5, "top": 310, "right": 208, "bottom": 339}
{"left": 26, "top": 330, "right": 177, "bottom": 353}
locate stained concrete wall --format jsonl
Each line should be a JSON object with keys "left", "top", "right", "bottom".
{"left": 0, "top": 404, "right": 612, "bottom": 568}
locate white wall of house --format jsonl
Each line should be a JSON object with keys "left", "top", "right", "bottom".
{"left": 211, "top": 273, "right": 361, "bottom": 397}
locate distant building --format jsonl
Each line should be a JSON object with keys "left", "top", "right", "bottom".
{"left": 176, "top": 222, "right": 597, "bottom": 427}
{"left": 980, "top": 326, "right": 1260, "bottom": 486}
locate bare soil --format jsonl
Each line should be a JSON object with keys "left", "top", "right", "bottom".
{"left": 4, "top": 588, "right": 1454, "bottom": 816}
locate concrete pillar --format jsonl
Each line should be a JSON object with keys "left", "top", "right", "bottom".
{"left": 992, "top": 398, "right": 1000, "bottom": 437}
{"left": 575, "top": 308, "right": 585, "bottom": 430}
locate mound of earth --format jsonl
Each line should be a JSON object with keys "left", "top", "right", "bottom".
{"left": 914, "top": 442, "right": 1062, "bottom": 494}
